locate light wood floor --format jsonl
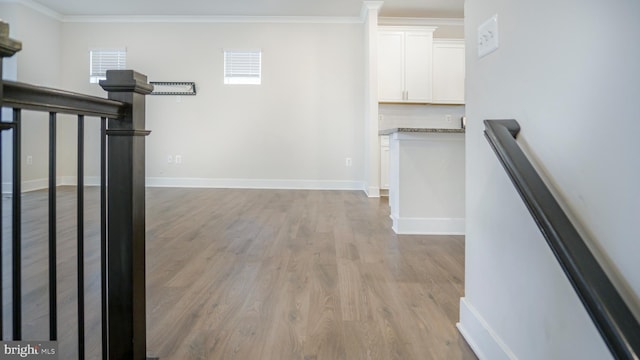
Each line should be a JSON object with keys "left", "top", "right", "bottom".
{"left": 4, "top": 187, "right": 477, "bottom": 360}
{"left": 145, "top": 188, "right": 475, "bottom": 360}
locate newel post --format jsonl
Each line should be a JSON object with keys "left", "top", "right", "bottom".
{"left": 100, "top": 70, "right": 153, "bottom": 359}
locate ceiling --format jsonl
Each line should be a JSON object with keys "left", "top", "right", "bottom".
{"left": 26, "top": 0, "right": 464, "bottom": 18}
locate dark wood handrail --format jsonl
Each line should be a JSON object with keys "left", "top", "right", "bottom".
{"left": 484, "top": 119, "right": 640, "bottom": 360}
{"left": 3, "top": 80, "right": 127, "bottom": 118}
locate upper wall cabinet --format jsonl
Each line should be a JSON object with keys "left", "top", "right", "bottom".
{"left": 378, "top": 27, "right": 436, "bottom": 103}
{"left": 432, "top": 39, "right": 465, "bottom": 104}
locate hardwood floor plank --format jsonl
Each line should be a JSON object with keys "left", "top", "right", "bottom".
{"left": 304, "top": 263, "right": 346, "bottom": 360}
{"left": 260, "top": 254, "right": 311, "bottom": 360}
{"left": 337, "top": 259, "right": 371, "bottom": 322}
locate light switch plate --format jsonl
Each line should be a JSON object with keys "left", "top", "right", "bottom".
{"left": 478, "top": 14, "right": 499, "bottom": 58}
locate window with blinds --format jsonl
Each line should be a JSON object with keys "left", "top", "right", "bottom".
{"left": 224, "top": 50, "right": 261, "bottom": 85}
{"left": 89, "top": 48, "right": 126, "bottom": 83}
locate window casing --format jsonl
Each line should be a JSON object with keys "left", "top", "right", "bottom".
{"left": 224, "top": 50, "right": 261, "bottom": 85}
{"left": 90, "top": 48, "right": 126, "bottom": 83}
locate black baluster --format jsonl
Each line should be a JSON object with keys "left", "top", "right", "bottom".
{"left": 100, "top": 117, "right": 108, "bottom": 359}
{"left": 12, "top": 109, "right": 21, "bottom": 340}
{"left": 0, "top": 119, "right": 3, "bottom": 340}
{"left": 0, "top": 121, "right": 17, "bottom": 341}
{"left": 0, "top": 37, "right": 2, "bottom": 342}
{"left": 77, "top": 115, "right": 85, "bottom": 360}
{"left": 48, "top": 112, "right": 57, "bottom": 341}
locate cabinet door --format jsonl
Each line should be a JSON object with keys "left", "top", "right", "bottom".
{"left": 404, "top": 31, "right": 433, "bottom": 102}
{"left": 433, "top": 41, "right": 465, "bottom": 104}
{"left": 378, "top": 31, "right": 404, "bottom": 102}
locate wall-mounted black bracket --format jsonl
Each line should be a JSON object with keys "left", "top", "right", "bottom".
{"left": 149, "top": 81, "right": 196, "bottom": 95}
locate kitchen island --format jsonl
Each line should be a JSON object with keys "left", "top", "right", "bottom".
{"left": 379, "top": 128, "right": 465, "bottom": 235}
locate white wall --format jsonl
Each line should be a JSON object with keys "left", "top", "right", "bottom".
{"left": 60, "top": 20, "right": 365, "bottom": 190}
{"left": 460, "top": 0, "right": 640, "bottom": 359}
{"left": 1, "top": 3, "right": 62, "bottom": 189}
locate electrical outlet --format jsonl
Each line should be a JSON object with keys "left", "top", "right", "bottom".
{"left": 175, "top": 155, "right": 182, "bottom": 164}
{"left": 26, "top": 155, "right": 33, "bottom": 165}
{"left": 167, "top": 155, "right": 173, "bottom": 163}
{"left": 345, "top": 157, "right": 352, "bottom": 167}
{"left": 478, "top": 14, "right": 499, "bottom": 58}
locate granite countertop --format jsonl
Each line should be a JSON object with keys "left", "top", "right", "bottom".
{"left": 378, "top": 127, "right": 466, "bottom": 135}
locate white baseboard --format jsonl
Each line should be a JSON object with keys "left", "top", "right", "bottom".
{"left": 457, "top": 297, "right": 517, "bottom": 360}
{"left": 391, "top": 215, "right": 465, "bottom": 235}
{"left": 4, "top": 178, "right": 54, "bottom": 193}
{"left": 365, "top": 186, "right": 380, "bottom": 198}
{"left": 3, "top": 176, "right": 105, "bottom": 194}
{"left": 146, "top": 177, "right": 366, "bottom": 191}
{"left": 4, "top": 177, "right": 365, "bottom": 193}
{"left": 20, "top": 178, "right": 49, "bottom": 193}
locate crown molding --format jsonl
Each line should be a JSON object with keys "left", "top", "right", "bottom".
{"left": 61, "top": 15, "right": 363, "bottom": 24}
{"left": 378, "top": 17, "right": 463, "bottom": 27}
{"left": 0, "top": 0, "right": 62, "bottom": 20}
{"left": 0, "top": 0, "right": 362, "bottom": 24}
{"left": 1, "top": 0, "right": 462, "bottom": 27}
{"left": 360, "top": 1, "right": 384, "bottom": 21}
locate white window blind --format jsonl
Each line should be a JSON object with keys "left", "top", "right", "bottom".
{"left": 90, "top": 48, "right": 126, "bottom": 83}
{"left": 224, "top": 50, "right": 261, "bottom": 85}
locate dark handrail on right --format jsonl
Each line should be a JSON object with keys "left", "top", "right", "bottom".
{"left": 484, "top": 119, "right": 640, "bottom": 360}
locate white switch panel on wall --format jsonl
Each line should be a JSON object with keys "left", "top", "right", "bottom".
{"left": 478, "top": 14, "right": 499, "bottom": 58}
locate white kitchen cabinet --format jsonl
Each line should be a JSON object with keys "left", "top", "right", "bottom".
{"left": 378, "top": 27, "right": 436, "bottom": 103}
{"left": 432, "top": 39, "right": 465, "bottom": 104}
{"left": 380, "top": 136, "right": 390, "bottom": 190}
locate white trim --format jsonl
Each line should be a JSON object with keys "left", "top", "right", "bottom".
{"left": 0, "top": 1, "right": 362, "bottom": 24}
{"left": 457, "top": 297, "right": 518, "bottom": 360}
{"left": 4, "top": 177, "right": 361, "bottom": 193}
{"left": 2, "top": 178, "right": 52, "bottom": 193}
{"left": 2, "top": 176, "right": 101, "bottom": 193}
{"left": 390, "top": 215, "right": 465, "bottom": 235}
{"left": 365, "top": 186, "right": 380, "bottom": 198}
{"left": 360, "top": 1, "right": 384, "bottom": 21}
{"left": 3, "top": 179, "right": 44, "bottom": 193}
{"left": 0, "top": 0, "right": 63, "bottom": 21}
{"left": 59, "top": 176, "right": 101, "bottom": 186}
{"left": 61, "top": 15, "right": 363, "bottom": 24}
{"left": 1, "top": 0, "right": 463, "bottom": 27}
{"left": 13, "top": 178, "right": 48, "bottom": 193}
{"left": 378, "top": 17, "right": 463, "bottom": 27}
{"left": 146, "top": 177, "right": 365, "bottom": 191}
